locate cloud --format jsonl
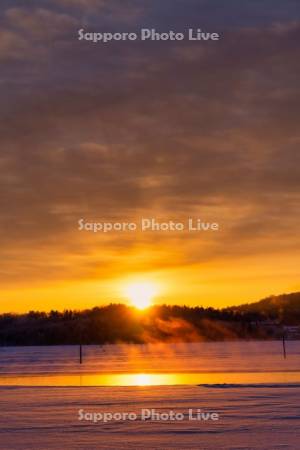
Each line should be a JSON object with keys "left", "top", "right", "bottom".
{"left": 56, "top": 0, "right": 106, "bottom": 8}
{"left": 0, "top": 2, "right": 299, "bottom": 285}
{"left": 0, "top": 28, "right": 31, "bottom": 61}
{"left": 53, "top": 0, "right": 144, "bottom": 22}
{"left": 5, "top": 7, "right": 78, "bottom": 39}
{"left": 0, "top": 7, "right": 78, "bottom": 61}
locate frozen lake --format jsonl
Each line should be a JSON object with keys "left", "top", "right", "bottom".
{"left": 0, "top": 341, "right": 299, "bottom": 386}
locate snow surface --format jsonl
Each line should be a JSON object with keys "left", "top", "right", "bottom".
{"left": 0, "top": 342, "right": 299, "bottom": 449}
{"left": 1, "top": 384, "right": 300, "bottom": 449}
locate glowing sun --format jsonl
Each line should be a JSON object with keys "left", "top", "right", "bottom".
{"left": 124, "top": 281, "right": 157, "bottom": 310}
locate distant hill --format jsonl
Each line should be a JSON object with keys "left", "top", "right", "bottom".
{"left": 225, "top": 292, "right": 300, "bottom": 325}
{"left": 0, "top": 292, "right": 299, "bottom": 345}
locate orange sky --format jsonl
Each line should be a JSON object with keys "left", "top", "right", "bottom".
{"left": 0, "top": 1, "right": 299, "bottom": 312}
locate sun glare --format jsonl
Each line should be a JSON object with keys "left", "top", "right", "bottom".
{"left": 124, "top": 281, "right": 157, "bottom": 310}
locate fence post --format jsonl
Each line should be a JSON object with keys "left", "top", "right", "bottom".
{"left": 282, "top": 332, "right": 286, "bottom": 359}
{"left": 79, "top": 343, "right": 83, "bottom": 364}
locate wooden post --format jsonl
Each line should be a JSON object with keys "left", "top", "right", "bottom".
{"left": 282, "top": 333, "right": 286, "bottom": 359}
{"left": 79, "top": 343, "right": 83, "bottom": 364}
{"left": 79, "top": 325, "right": 83, "bottom": 364}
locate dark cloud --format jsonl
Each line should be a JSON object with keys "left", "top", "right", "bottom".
{"left": 0, "top": 1, "right": 299, "bottom": 283}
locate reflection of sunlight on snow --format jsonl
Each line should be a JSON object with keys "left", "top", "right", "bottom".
{"left": 118, "top": 373, "right": 180, "bottom": 386}
{"left": 2, "top": 371, "right": 300, "bottom": 386}
{"left": 132, "top": 373, "right": 152, "bottom": 386}
{"left": 111, "top": 373, "right": 176, "bottom": 386}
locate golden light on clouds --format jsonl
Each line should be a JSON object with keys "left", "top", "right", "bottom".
{"left": 0, "top": 1, "right": 299, "bottom": 313}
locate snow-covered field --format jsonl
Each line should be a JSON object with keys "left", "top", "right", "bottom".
{"left": 0, "top": 342, "right": 299, "bottom": 449}
{"left": 1, "top": 384, "right": 300, "bottom": 449}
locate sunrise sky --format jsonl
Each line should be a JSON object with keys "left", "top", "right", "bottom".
{"left": 0, "top": 0, "right": 299, "bottom": 312}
